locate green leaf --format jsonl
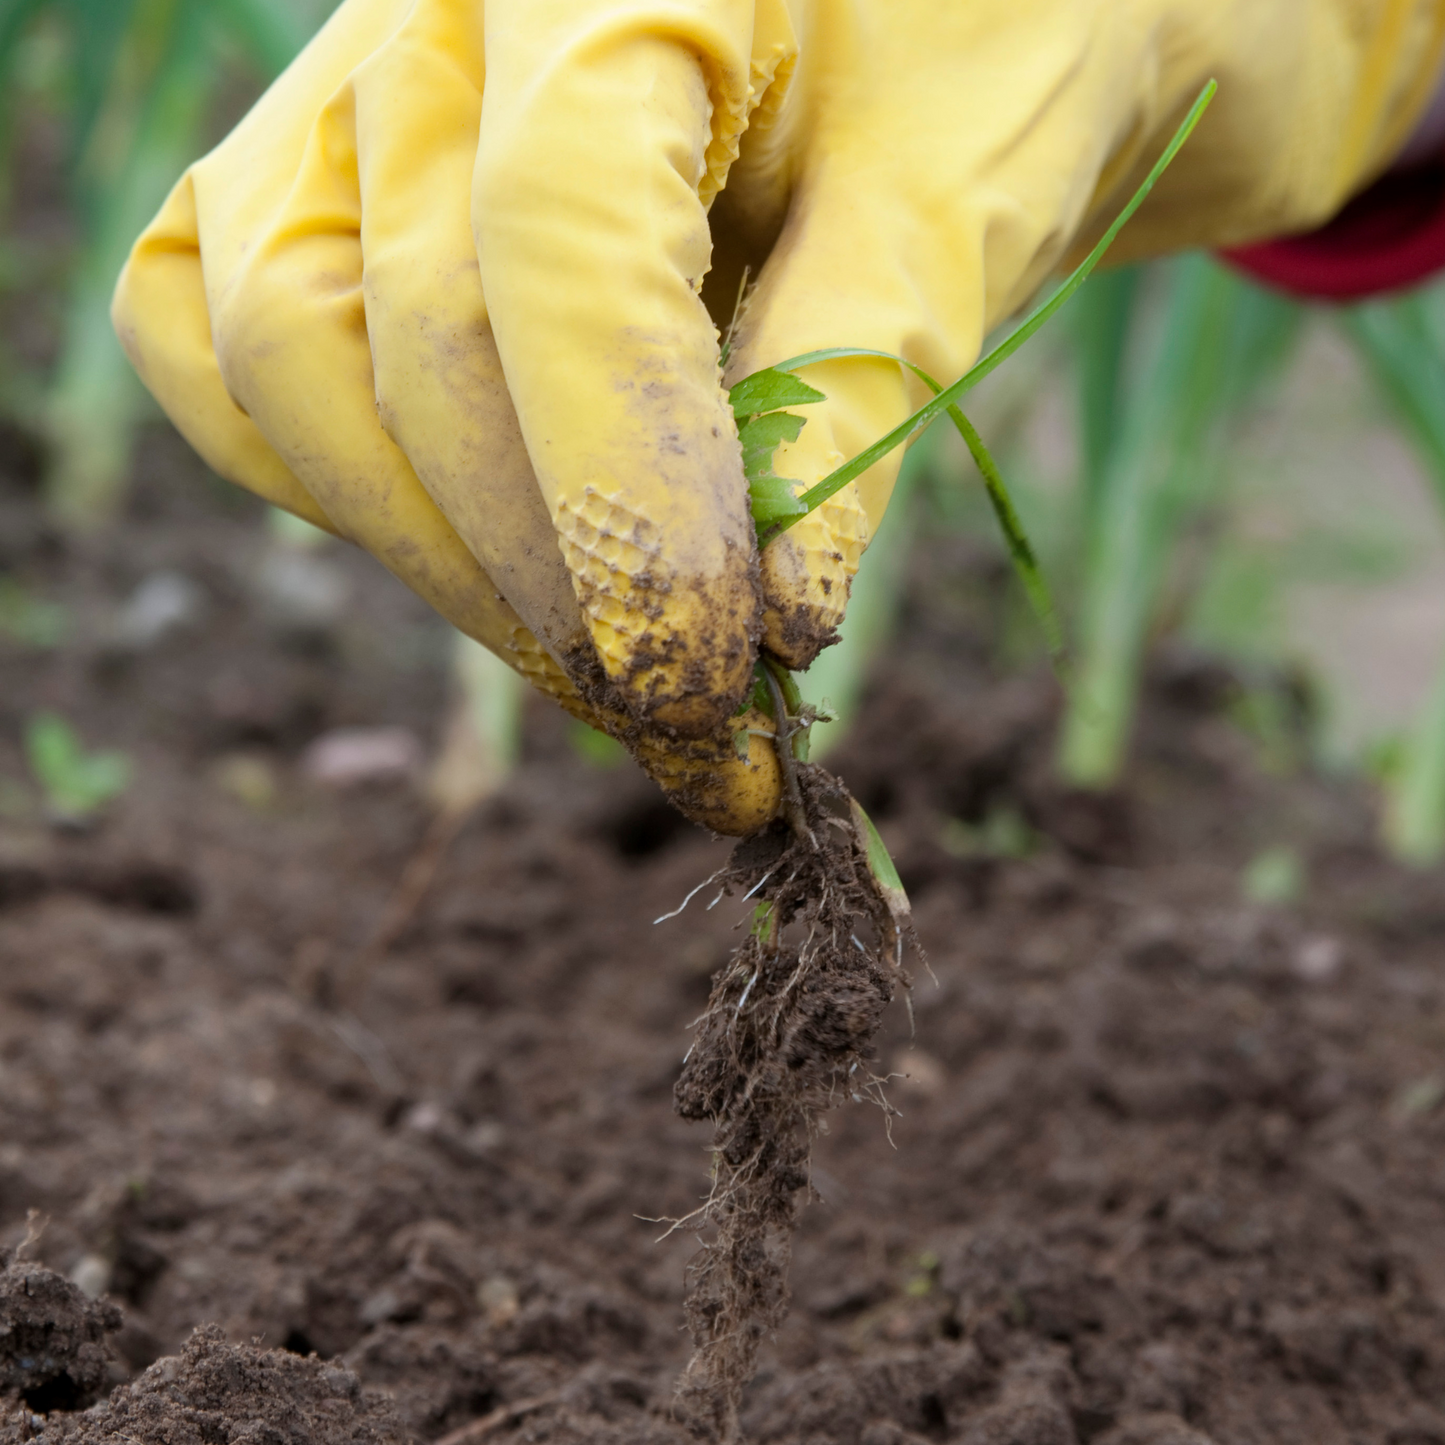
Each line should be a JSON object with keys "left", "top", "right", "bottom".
{"left": 747, "top": 473, "right": 807, "bottom": 528}
{"left": 1386, "top": 642, "right": 1445, "bottom": 865}
{"left": 0, "top": 0, "right": 49, "bottom": 85}
{"left": 849, "top": 797, "right": 911, "bottom": 935}
{"left": 739, "top": 409, "right": 810, "bottom": 531}
{"left": 1057, "top": 256, "right": 1291, "bottom": 787}
{"left": 737, "top": 409, "right": 805, "bottom": 467}
{"left": 750, "top": 344, "right": 1066, "bottom": 669}
{"left": 45, "top": 0, "right": 215, "bottom": 523}
{"left": 25, "top": 710, "right": 130, "bottom": 818}
{"left": 750, "top": 900, "right": 776, "bottom": 943}
{"left": 567, "top": 719, "right": 627, "bottom": 770}
{"left": 1072, "top": 265, "right": 1142, "bottom": 513}
{"left": 728, "top": 368, "right": 825, "bottom": 421}
{"left": 66, "top": 0, "right": 144, "bottom": 181}
{"left": 1343, "top": 298, "right": 1445, "bottom": 514}
{"left": 733, "top": 661, "right": 774, "bottom": 719}
{"left": 1346, "top": 295, "right": 1445, "bottom": 863}
{"left": 756, "top": 79, "right": 1217, "bottom": 540}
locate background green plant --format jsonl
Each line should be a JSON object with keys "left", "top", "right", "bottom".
{"left": 0, "top": 0, "right": 326, "bottom": 527}
{"left": 972, "top": 252, "right": 1445, "bottom": 868}
{"left": 24, "top": 709, "right": 129, "bottom": 819}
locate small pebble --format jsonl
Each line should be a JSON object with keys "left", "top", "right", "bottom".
{"left": 404, "top": 1101, "right": 444, "bottom": 1135}
{"left": 114, "top": 571, "right": 205, "bottom": 648}
{"left": 302, "top": 727, "right": 422, "bottom": 787}
{"left": 1293, "top": 934, "right": 1343, "bottom": 983}
{"left": 69, "top": 1254, "right": 111, "bottom": 1300}
{"left": 477, "top": 1275, "right": 519, "bottom": 1326}
{"left": 255, "top": 548, "right": 348, "bottom": 629}
{"left": 360, "top": 1287, "right": 402, "bottom": 1326}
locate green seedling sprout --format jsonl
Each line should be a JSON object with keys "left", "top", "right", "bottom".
{"left": 25, "top": 710, "right": 130, "bottom": 821}
{"left": 729, "top": 80, "right": 1217, "bottom": 674}
{"left": 646, "top": 94, "right": 1237, "bottom": 1396}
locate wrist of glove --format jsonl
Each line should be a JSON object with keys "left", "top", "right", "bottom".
{"left": 113, "top": 0, "right": 1445, "bottom": 833}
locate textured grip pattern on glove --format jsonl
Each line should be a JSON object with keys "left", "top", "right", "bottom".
{"left": 554, "top": 486, "right": 666, "bottom": 680}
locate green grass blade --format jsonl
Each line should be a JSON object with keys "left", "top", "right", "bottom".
{"left": 0, "top": 0, "right": 49, "bottom": 80}
{"left": 1217, "top": 283, "right": 1303, "bottom": 409}
{"left": 951, "top": 80, "right": 1217, "bottom": 395}
{"left": 1073, "top": 265, "right": 1142, "bottom": 515}
{"left": 753, "top": 80, "right": 1216, "bottom": 544}
{"left": 949, "top": 407, "right": 1065, "bottom": 665}
{"left": 1342, "top": 298, "right": 1445, "bottom": 512}
{"left": 749, "top": 343, "right": 1065, "bottom": 668}
{"left": 66, "top": 0, "right": 144, "bottom": 184}
{"left": 209, "top": 0, "right": 309, "bottom": 77}
{"left": 1344, "top": 292, "right": 1445, "bottom": 861}
{"left": 46, "top": 1, "right": 213, "bottom": 524}
{"left": 849, "top": 797, "right": 911, "bottom": 937}
{"left": 1058, "top": 255, "right": 1256, "bottom": 786}
{"left": 1384, "top": 641, "right": 1445, "bottom": 865}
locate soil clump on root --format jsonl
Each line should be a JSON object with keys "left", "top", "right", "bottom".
{"left": 673, "top": 765, "right": 915, "bottom": 1441}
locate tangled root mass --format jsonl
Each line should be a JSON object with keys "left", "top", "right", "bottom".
{"left": 671, "top": 764, "right": 916, "bottom": 1441}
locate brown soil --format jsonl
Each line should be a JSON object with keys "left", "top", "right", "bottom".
{"left": 13, "top": 1320, "right": 404, "bottom": 1445}
{"left": 4, "top": 431, "right": 1445, "bottom": 1444}
{"left": 0, "top": 1247, "right": 121, "bottom": 1413}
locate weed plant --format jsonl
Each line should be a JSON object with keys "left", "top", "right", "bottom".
{"left": 667, "top": 85, "right": 1217, "bottom": 1436}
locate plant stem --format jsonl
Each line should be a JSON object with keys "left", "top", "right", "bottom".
{"left": 1385, "top": 641, "right": 1445, "bottom": 866}
{"left": 761, "top": 659, "right": 814, "bottom": 846}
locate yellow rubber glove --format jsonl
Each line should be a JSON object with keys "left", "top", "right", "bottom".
{"left": 113, "top": 0, "right": 1445, "bottom": 832}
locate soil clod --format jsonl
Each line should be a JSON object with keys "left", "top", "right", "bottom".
{"left": 0, "top": 1251, "right": 121, "bottom": 1417}
{"left": 5, "top": 1325, "right": 404, "bottom": 1445}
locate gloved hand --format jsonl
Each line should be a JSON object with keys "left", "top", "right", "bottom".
{"left": 113, "top": 0, "right": 1445, "bottom": 832}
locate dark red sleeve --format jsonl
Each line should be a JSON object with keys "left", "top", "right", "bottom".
{"left": 1221, "top": 161, "right": 1445, "bottom": 301}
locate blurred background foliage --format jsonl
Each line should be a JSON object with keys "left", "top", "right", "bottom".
{"left": 917, "top": 256, "right": 1445, "bottom": 867}
{"left": 0, "top": 0, "right": 331, "bottom": 525}
{"left": 3, "top": 0, "right": 1445, "bottom": 868}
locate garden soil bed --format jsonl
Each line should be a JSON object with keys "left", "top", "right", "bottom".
{"left": 3, "top": 430, "right": 1445, "bottom": 1444}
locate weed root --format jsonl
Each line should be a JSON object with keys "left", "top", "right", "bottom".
{"left": 671, "top": 763, "right": 915, "bottom": 1441}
